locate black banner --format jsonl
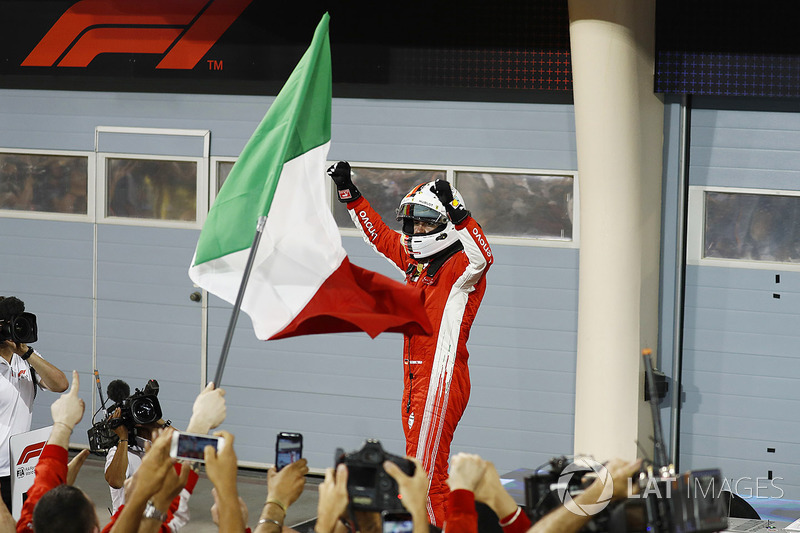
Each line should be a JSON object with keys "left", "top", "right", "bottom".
{"left": 0, "top": 0, "right": 573, "bottom": 102}
{"left": 656, "top": 0, "right": 800, "bottom": 98}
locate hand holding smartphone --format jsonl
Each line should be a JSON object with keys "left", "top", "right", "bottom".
{"left": 169, "top": 431, "right": 225, "bottom": 462}
{"left": 275, "top": 432, "right": 303, "bottom": 471}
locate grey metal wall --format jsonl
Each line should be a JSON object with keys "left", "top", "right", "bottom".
{"left": 0, "top": 89, "right": 579, "bottom": 474}
{"left": 677, "top": 98, "right": 800, "bottom": 498}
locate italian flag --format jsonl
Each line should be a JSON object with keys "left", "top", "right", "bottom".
{"left": 189, "top": 14, "right": 431, "bottom": 341}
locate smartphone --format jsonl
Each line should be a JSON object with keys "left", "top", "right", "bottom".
{"left": 381, "top": 511, "right": 413, "bottom": 533}
{"left": 275, "top": 432, "right": 303, "bottom": 471}
{"left": 169, "top": 431, "right": 225, "bottom": 462}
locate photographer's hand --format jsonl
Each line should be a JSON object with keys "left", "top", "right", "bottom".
{"left": 602, "top": 458, "right": 641, "bottom": 500}
{"left": 104, "top": 407, "right": 130, "bottom": 489}
{"left": 16, "top": 342, "right": 69, "bottom": 392}
{"left": 447, "top": 453, "right": 487, "bottom": 492}
{"left": 187, "top": 382, "right": 227, "bottom": 434}
{"left": 384, "top": 457, "right": 430, "bottom": 533}
{"left": 315, "top": 464, "right": 349, "bottom": 533}
{"left": 472, "top": 461, "right": 520, "bottom": 521}
{"left": 530, "top": 458, "right": 642, "bottom": 533}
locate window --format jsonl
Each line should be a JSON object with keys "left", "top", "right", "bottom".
{"left": 0, "top": 152, "right": 88, "bottom": 214}
{"left": 216, "top": 160, "right": 235, "bottom": 192}
{"left": 456, "top": 171, "right": 574, "bottom": 240}
{"left": 105, "top": 158, "right": 197, "bottom": 221}
{"left": 703, "top": 191, "right": 799, "bottom": 264}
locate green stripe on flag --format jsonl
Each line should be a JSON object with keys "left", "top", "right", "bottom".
{"left": 193, "top": 13, "right": 332, "bottom": 266}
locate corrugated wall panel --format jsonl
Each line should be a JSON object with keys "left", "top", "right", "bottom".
{"left": 0, "top": 90, "right": 578, "bottom": 172}
{"left": 0, "top": 88, "right": 579, "bottom": 475}
{"left": 681, "top": 264, "right": 800, "bottom": 497}
{"left": 690, "top": 104, "right": 800, "bottom": 190}
{"left": 0, "top": 219, "right": 94, "bottom": 439}
{"left": 95, "top": 225, "right": 203, "bottom": 434}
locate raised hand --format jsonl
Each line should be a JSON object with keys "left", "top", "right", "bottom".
{"left": 327, "top": 161, "right": 361, "bottom": 203}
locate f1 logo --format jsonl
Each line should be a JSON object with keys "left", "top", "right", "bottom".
{"left": 16, "top": 441, "right": 46, "bottom": 466}
{"left": 22, "top": 0, "right": 254, "bottom": 69}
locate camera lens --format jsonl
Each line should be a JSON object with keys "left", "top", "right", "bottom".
{"left": 13, "top": 318, "right": 31, "bottom": 339}
{"left": 131, "top": 398, "right": 159, "bottom": 424}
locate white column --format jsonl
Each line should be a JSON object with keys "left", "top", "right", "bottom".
{"left": 569, "top": 0, "right": 664, "bottom": 461}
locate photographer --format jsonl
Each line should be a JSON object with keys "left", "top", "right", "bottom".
{"left": 103, "top": 380, "right": 225, "bottom": 531}
{"left": 0, "top": 296, "right": 68, "bottom": 510}
{"left": 103, "top": 379, "right": 174, "bottom": 517}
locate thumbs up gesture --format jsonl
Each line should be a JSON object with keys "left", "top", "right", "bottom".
{"left": 50, "top": 370, "right": 85, "bottom": 430}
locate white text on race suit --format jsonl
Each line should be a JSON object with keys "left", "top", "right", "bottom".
{"left": 359, "top": 210, "right": 378, "bottom": 241}
{"left": 472, "top": 227, "right": 492, "bottom": 259}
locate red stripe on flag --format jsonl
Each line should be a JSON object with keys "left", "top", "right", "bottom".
{"left": 269, "top": 257, "right": 432, "bottom": 340}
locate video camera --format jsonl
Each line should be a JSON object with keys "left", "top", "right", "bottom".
{"left": 0, "top": 297, "right": 38, "bottom": 344}
{"left": 88, "top": 374, "right": 163, "bottom": 454}
{"left": 335, "top": 439, "right": 415, "bottom": 512}
{"left": 524, "top": 352, "right": 728, "bottom": 533}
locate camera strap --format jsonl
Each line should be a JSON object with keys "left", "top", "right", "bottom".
{"left": 30, "top": 366, "right": 38, "bottom": 399}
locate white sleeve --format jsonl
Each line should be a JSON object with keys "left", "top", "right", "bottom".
{"left": 167, "top": 488, "right": 192, "bottom": 531}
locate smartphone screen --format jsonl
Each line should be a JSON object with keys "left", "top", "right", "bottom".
{"left": 381, "top": 511, "right": 413, "bottom": 533}
{"left": 275, "top": 432, "right": 303, "bottom": 471}
{"left": 170, "top": 431, "right": 224, "bottom": 462}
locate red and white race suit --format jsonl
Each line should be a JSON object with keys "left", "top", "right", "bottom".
{"left": 346, "top": 196, "right": 493, "bottom": 526}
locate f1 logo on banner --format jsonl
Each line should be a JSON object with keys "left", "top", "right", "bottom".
{"left": 16, "top": 441, "right": 46, "bottom": 466}
{"left": 21, "top": 0, "right": 253, "bottom": 69}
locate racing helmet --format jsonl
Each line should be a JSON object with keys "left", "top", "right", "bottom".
{"left": 396, "top": 181, "right": 464, "bottom": 260}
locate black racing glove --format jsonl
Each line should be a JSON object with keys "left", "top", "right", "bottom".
{"left": 431, "top": 179, "right": 470, "bottom": 225}
{"left": 327, "top": 161, "right": 361, "bottom": 203}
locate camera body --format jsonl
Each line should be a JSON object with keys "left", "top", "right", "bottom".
{"left": 0, "top": 297, "right": 38, "bottom": 344}
{"left": 335, "top": 439, "right": 415, "bottom": 512}
{"left": 525, "top": 456, "right": 586, "bottom": 520}
{"left": 87, "top": 379, "right": 163, "bottom": 454}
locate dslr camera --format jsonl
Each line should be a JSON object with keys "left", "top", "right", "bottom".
{"left": 88, "top": 379, "right": 163, "bottom": 454}
{"left": 0, "top": 297, "right": 38, "bottom": 344}
{"left": 335, "top": 439, "right": 415, "bottom": 512}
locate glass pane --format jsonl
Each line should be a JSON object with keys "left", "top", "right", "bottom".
{"left": 333, "top": 167, "right": 446, "bottom": 230}
{"left": 106, "top": 158, "right": 197, "bottom": 221}
{"left": 0, "top": 153, "right": 88, "bottom": 214}
{"left": 456, "top": 172, "right": 573, "bottom": 239}
{"left": 217, "top": 160, "right": 235, "bottom": 192}
{"left": 704, "top": 191, "right": 800, "bottom": 263}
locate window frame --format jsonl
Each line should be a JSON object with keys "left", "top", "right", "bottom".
{"left": 687, "top": 185, "right": 800, "bottom": 272}
{"left": 96, "top": 152, "right": 208, "bottom": 229}
{"left": 0, "top": 148, "right": 94, "bottom": 222}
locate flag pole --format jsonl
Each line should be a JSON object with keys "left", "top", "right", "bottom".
{"left": 214, "top": 216, "right": 267, "bottom": 386}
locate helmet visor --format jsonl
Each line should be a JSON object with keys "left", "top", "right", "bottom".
{"left": 396, "top": 203, "right": 447, "bottom": 224}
